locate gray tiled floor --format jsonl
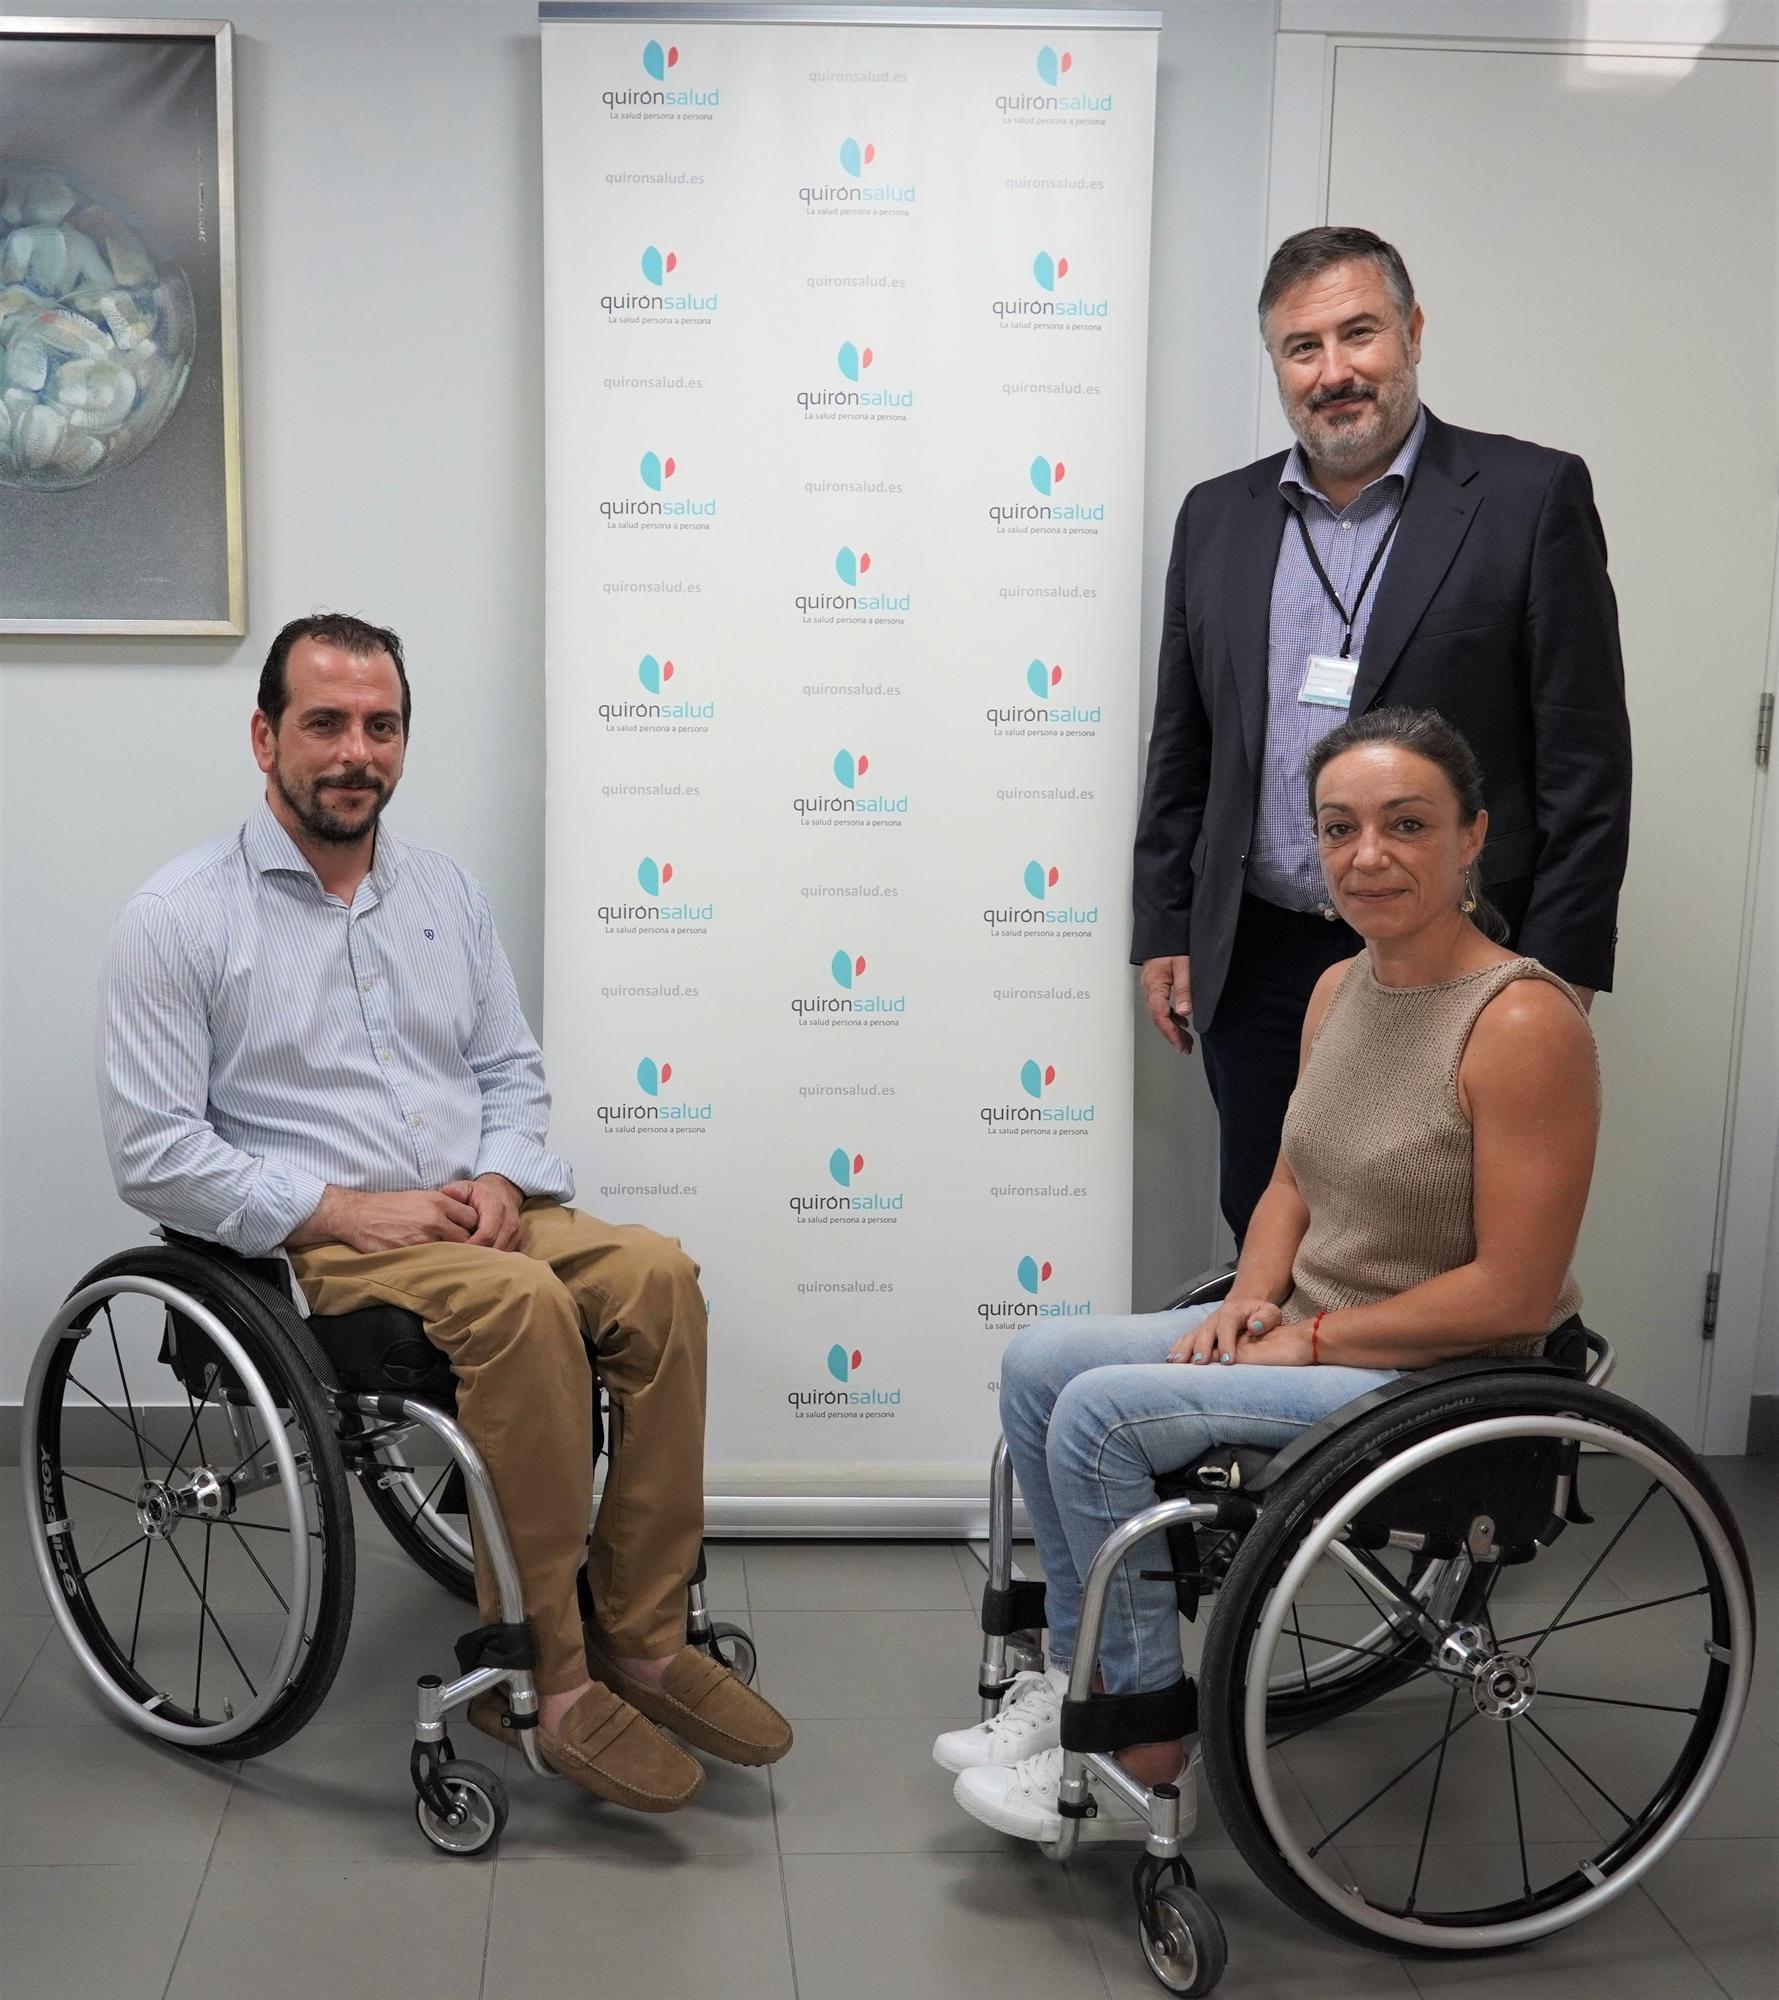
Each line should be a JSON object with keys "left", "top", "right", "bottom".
{"left": 2, "top": 1460, "right": 1774, "bottom": 2000}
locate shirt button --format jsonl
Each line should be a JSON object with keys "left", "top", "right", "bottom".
{"left": 378, "top": 1049, "right": 391, "bottom": 1064}
{"left": 410, "top": 1115, "right": 422, "bottom": 1129}
{"left": 1341, "top": 520, "right": 1355, "bottom": 532}
{"left": 361, "top": 978, "right": 374, "bottom": 993}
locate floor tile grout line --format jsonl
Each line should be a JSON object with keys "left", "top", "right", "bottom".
{"left": 475, "top": 1839, "right": 500, "bottom": 2000}
{"left": 0, "top": 1623, "right": 55, "bottom": 1726}
{"left": 156, "top": 1758, "right": 238, "bottom": 2000}
{"left": 1636, "top": 1875, "right": 1737, "bottom": 2000}
{"left": 1055, "top": 1857, "right": 1121, "bottom": 2000}
{"left": 773, "top": 1845, "right": 803, "bottom": 2000}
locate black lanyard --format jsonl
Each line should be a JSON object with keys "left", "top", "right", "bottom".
{"left": 1294, "top": 489, "right": 1408, "bottom": 660}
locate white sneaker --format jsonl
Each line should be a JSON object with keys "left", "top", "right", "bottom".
{"left": 953, "top": 1745, "right": 1198, "bottom": 1846}
{"left": 932, "top": 1668, "right": 1066, "bottom": 1773}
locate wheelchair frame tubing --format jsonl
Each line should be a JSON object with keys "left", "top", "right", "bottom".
{"left": 345, "top": 1393, "right": 551, "bottom": 1780}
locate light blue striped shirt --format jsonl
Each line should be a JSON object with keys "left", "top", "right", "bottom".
{"left": 1248, "top": 408, "right": 1426, "bottom": 912}
{"left": 97, "top": 803, "right": 573, "bottom": 1255}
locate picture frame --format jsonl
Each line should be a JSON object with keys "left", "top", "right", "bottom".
{"left": 0, "top": 16, "right": 243, "bottom": 634}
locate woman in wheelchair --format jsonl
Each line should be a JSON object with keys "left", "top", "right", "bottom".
{"left": 937, "top": 706, "right": 1602, "bottom": 1842}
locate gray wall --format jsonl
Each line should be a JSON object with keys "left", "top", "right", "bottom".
{"left": 0, "top": 0, "right": 1271, "bottom": 1404}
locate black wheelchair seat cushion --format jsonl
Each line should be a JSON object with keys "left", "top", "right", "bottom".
{"left": 304, "top": 1303, "right": 456, "bottom": 1408}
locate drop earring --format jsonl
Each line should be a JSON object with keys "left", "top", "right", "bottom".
{"left": 1459, "top": 867, "right": 1478, "bottom": 916}
{"left": 1318, "top": 900, "right": 1338, "bottom": 922}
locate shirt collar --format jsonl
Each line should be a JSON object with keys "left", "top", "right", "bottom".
{"left": 244, "top": 799, "right": 403, "bottom": 894}
{"left": 1280, "top": 404, "right": 1426, "bottom": 516}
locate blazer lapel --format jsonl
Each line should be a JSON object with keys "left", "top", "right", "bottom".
{"left": 1225, "top": 475, "right": 1288, "bottom": 771}
{"left": 1352, "top": 410, "right": 1481, "bottom": 713}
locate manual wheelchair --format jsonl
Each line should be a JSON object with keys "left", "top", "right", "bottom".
{"left": 20, "top": 1234, "right": 756, "bottom": 1855}
{"left": 970, "top": 1269, "right": 1756, "bottom": 1996}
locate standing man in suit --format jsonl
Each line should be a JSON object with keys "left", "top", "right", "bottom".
{"left": 1132, "top": 225, "right": 1630, "bottom": 1243}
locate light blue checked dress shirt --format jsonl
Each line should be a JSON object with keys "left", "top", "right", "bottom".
{"left": 97, "top": 804, "right": 573, "bottom": 1256}
{"left": 1248, "top": 407, "right": 1427, "bottom": 912}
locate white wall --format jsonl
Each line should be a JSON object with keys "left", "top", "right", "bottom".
{"left": 0, "top": 0, "right": 1270, "bottom": 1409}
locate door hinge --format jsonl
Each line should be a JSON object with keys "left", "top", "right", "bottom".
{"left": 1702, "top": 1269, "right": 1721, "bottom": 1340}
{"left": 1758, "top": 692, "right": 1774, "bottom": 770}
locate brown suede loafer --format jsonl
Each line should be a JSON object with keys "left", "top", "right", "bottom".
{"left": 585, "top": 1639, "right": 794, "bottom": 1767}
{"left": 467, "top": 1684, "right": 704, "bottom": 1813}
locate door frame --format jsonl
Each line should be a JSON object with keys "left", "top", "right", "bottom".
{"left": 1258, "top": 3, "right": 1779, "bottom": 1452}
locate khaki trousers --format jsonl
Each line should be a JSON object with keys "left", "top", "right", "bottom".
{"left": 289, "top": 1201, "right": 707, "bottom": 1692}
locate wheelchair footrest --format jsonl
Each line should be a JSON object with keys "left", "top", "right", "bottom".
{"left": 981, "top": 1578, "right": 1048, "bottom": 1637}
{"left": 1060, "top": 1675, "right": 1197, "bottom": 1753}
{"left": 453, "top": 1621, "right": 538, "bottom": 1677}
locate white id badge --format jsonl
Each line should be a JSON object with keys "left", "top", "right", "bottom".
{"left": 1300, "top": 653, "right": 1357, "bottom": 709}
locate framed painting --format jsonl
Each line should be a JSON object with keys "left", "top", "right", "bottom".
{"left": 0, "top": 17, "right": 242, "bottom": 634}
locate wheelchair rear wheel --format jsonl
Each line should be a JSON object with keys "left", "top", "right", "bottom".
{"left": 1199, "top": 1377, "right": 1754, "bottom": 1954}
{"left": 355, "top": 1445, "right": 478, "bottom": 1603}
{"left": 22, "top": 1246, "right": 356, "bottom": 1757}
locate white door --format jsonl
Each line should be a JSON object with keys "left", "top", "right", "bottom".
{"left": 1321, "top": 41, "right": 1778, "bottom": 1440}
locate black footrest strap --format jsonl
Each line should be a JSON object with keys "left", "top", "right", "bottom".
{"left": 453, "top": 1620, "right": 538, "bottom": 1677}
{"left": 1060, "top": 1675, "right": 1197, "bottom": 1754}
{"left": 980, "top": 1578, "right": 1048, "bottom": 1637}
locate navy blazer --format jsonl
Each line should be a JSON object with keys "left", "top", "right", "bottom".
{"left": 1130, "top": 408, "right": 1632, "bottom": 1032}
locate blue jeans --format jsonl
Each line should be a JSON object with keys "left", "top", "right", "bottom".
{"left": 999, "top": 1305, "right": 1396, "bottom": 1698}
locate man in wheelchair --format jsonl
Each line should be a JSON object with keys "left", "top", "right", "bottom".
{"left": 96, "top": 610, "right": 792, "bottom": 1813}
{"left": 936, "top": 707, "right": 1601, "bottom": 1842}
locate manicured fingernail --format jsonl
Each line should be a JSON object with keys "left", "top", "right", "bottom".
{"left": 1191, "top": 1353, "right": 1206, "bottom": 1364}
{"left": 1219, "top": 1353, "right": 1234, "bottom": 1364}
{"left": 1249, "top": 1318, "right": 1265, "bottom": 1332}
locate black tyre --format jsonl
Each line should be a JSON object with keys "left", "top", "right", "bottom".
{"left": 23, "top": 1246, "right": 356, "bottom": 1758}
{"left": 1138, "top": 1883, "right": 1227, "bottom": 1995}
{"left": 1200, "top": 1377, "right": 1754, "bottom": 1954}
{"left": 415, "top": 1758, "right": 507, "bottom": 1855}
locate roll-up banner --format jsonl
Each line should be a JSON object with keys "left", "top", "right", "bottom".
{"left": 541, "top": 4, "right": 1160, "bottom": 1529}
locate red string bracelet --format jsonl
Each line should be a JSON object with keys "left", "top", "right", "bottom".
{"left": 1310, "top": 1312, "right": 1325, "bottom": 1364}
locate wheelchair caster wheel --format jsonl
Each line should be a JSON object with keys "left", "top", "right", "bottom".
{"left": 1138, "top": 1882, "right": 1226, "bottom": 1996}
{"left": 708, "top": 1621, "right": 758, "bottom": 1686}
{"left": 415, "top": 1759, "right": 507, "bottom": 1856}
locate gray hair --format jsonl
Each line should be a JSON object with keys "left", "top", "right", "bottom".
{"left": 1259, "top": 226, "right": 1416, "bottom": 342}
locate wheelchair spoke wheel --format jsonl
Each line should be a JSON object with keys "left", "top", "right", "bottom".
{"left": 21, "top": 1248, "right": 356, "bottom": 1757}
{"left": 356, "top": 1446, "right": 478, "bottom": 1603}
{"left": 1200, "top": 1380, "right": 1754, "bottom": 1954}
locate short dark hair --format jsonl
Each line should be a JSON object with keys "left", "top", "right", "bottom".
{"left": 1258, "top": 226, "right": 1415, "bottom": 340}
{"left": 257, "top": 612, "right": 410, "bottom": 735}
{"left": 1307, "top": 706, "right": 1508, "bottom": 940}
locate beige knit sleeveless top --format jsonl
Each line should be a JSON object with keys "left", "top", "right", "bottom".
{"left": 1280, "top": 955, "right": 1589, "bottom": 1356}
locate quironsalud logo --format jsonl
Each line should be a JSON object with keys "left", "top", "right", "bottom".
{"left": 978, "top": 1252, "right": 1093, "bottom": 1327}
{"left": 797, "top": 340, "right": 912, "bottom": 416}
{"left": 788, "top": 1144, "right": 904, "bottom": 1219}
{"left": 596, "top": 855, "right": 715, "bottom": 930}
{"left": 981, "top": 1054, "right": 1097, "bottom": 1132}
{"left": 600, "top": 246, "right": 717, "bottom": 319}
{"left": 795, "top": 546, "right": 911, "bottom": 620}
{"left": 985, "top": 660, "right": 1102, "bottom": 731}
{"left": 597, "top": 654, "right": 715, "bottom": 730}
{"left": 788, "top": 1342, "right": 901, "bottom": 1415}
{"left": 791, "top": 948, "right": 906, "bottom": 1024}
{"left": 1034, "top": 250, "right": 1068, "bottom": 291}
{"left": 793, "top": 748, "right": 907, "bottom": 824}
{"left": 1036, "top": 44, "right": 1072, "bottom": 84}
{"left": 996, "top": 45, "right": 1112, "bottom": 117}
{"left": 594, "top": 1056, "right": 712, "bottom": 1131}
{"left": 599, "top": 451, "right": 716, "bottom": 524}
{"left": 993, "top": 249, "right": 1109, "bottom": 327}
{"left": 988, "top": 455, "right": 1105, "bottom": 530}
{"left": 799, "top": 137, "right": 916, "bottom": 210}
{"left": 603, "top": 39, "right": 719, "bottom": 112}
{"left": 983, "top": 860, "right": 1099, "bottom": 934}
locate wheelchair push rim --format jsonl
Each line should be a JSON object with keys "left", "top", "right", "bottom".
{"left": 21, "top": 1266, "right": 342, "bottom": 1750}
{"left": 1230, "top": 1409, "right": 1754, "bottom": 1952}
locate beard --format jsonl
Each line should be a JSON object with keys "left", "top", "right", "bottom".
{"left": 1285, "top": 361, "right": 1419, "bottom": 478}
{"left": 273, "top": 763, "right": 391, "bottom": 845}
